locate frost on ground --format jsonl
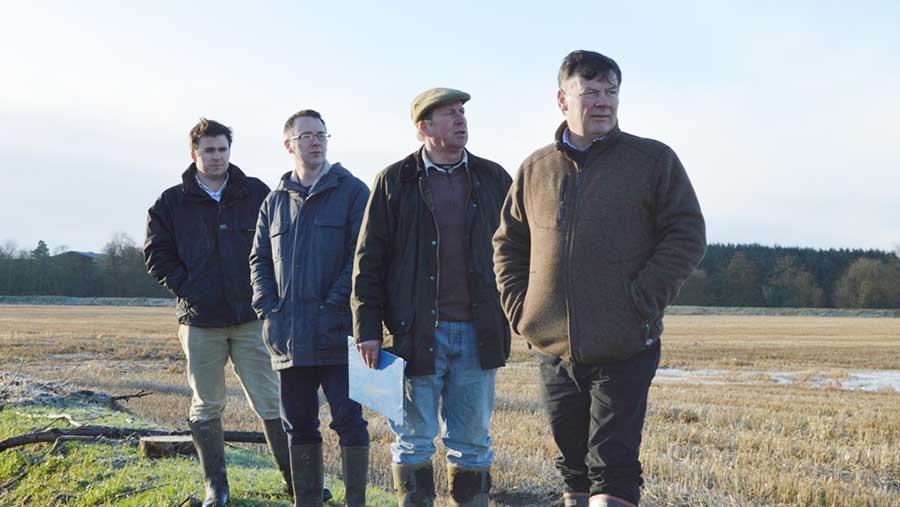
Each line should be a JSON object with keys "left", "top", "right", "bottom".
{"left": 655, "top": 367, "right": 900, "bottom": 392}
{"left": 0, "top": 369, "right": 135, "bottom": 409}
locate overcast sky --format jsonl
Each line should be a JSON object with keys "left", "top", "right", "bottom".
{"left": 1, "top": 1, "right": 898, "bottom": 254}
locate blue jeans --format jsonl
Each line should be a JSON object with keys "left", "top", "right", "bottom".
{"left": 389, "top": 321, "right": 497, "bottom": 468}
{"left": 279, "top": 365, "right": 369, "bottom": 447}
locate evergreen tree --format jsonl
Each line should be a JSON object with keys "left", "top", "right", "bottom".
{"left": 722, "top": 252, "right": 765, "bottom": 306}
{"left": 763, "top": 256, "right": 824, "bottom": 307}
{"left": 29, "top": 240, "right": 51, "bottom": 294}
{"left": 30, "top": 240, "right": 50, "bottom": 259}
{"left": 674, "top": 269, "right": 713, "bottom": 305}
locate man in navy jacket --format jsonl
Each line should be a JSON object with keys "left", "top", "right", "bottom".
{"left": 144, "top": 118, "right": 294, "bottom": 506}
{"left": 250, "top": 110, "right": 370, "bottom": 507}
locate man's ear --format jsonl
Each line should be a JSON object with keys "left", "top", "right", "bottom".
{"left": 190, "top": 149, "right": 197, "bottom": 163}
{"left": 416, "top": 120, "right": 430, "bottom": 139}
{"left": 283, "top": 138, "right": 293, "bottom": 154}
{"left": 557, "top": 88, "right": 568, "bottom": 113}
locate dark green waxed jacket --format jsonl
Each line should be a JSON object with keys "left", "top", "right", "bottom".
{"left": 351, "top": 149, "right": 512, "bottom": 376}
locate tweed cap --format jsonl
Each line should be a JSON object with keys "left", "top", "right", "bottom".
{"left": 410, "top": 87, "right": 471, "bottom": 124}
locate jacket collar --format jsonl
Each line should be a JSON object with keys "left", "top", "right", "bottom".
{"left": 421, "top": 148, "right": 468, "bottom": 177}
{"left": 399, "top": 148, "right": 479, "bottom": 182}
{"left": 554, "top": 121, "right": 621, "bottom": 156}
{"left": 181, "top": 163, "right": 248, "bottom": 202}
{"left": 276, "top": 162, "right": 349, "bottom": 197}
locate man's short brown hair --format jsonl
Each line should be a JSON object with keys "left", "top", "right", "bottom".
{"left": 558, "top": 50, "right": 622, "bottom": 88}
{"left": 283, "top": 110, "right": 327, "bottom": 136}
{"left": 189, "top": 118, "right": 233, "bottom": 152}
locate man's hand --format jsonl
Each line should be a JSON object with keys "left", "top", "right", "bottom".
{"left": 356, "top": 340, "right": 381, "bottom": 369}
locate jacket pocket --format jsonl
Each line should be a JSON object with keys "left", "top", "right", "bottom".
{"left": 269, "top": 220, "right": 290, "bottom": 261}
{"left": 625, "top": 280, "right": 653, "bottom": 346}
{"left": 262, "top": 307, "right": 291, "bottom": 358}
{"left": 313, "top": 214, "right": 347, "bottom": 260}
{"left": 239, "top": 222, "right": 257, "bottom": 251}
{"left": 530, "top": 170, "right": 571, "bottom": 231}
{"left": 517, "top": 265, "right": 569, "bottom": 348}
{"left": 317, "top": 303, "right": 352, "bottom": 354}
{"left": 571, "top": 260, "right": 649, "bottom": 362}
{"left": 383, "top": 314, "right": 413, "bottom": 360}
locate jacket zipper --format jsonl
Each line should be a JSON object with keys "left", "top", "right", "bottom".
{"left": 562, "top": 159, "right": 582, "bottom": 363}
{"left": 557, "top": 175, "right": 569, "bottom": 225}
{"left": 215, "top": 202, "right": 238, "bottom": 323}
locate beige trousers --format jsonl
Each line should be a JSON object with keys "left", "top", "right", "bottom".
{"left": 177, "top": 320, "right": 281, "bottom": 422}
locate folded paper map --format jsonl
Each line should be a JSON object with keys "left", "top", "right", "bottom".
{"left": 347, "top": 336, "right": 405, "bottom": 424}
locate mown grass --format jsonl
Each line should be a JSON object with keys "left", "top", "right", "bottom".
{"left": 1, "top": 305, "right": 899, "bottom": 506}
{"left": 0, "top": 403, "right": 397, "bottom": 506}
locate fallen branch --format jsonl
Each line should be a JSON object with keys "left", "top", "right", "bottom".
{"left": 177, "top": 495, "right": 200, "bottom": 507}
{"left": 0, "top": 466, "right": 27, "bottom": 492}
{"left": 15, "top": 411, "right": 104, "bottom": 428}
{"left": 111, "top": 389, "right": 153, "bottom": 402}
{"left": 0, "top": 426, "right": 265, "bottom": 453}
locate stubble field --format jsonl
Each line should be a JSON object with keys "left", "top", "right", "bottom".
{"left": 1, "top": 305, "right": 898, "bottom": 506}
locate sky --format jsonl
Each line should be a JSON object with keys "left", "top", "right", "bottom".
{"left": 1, "top": 1, "right": 898, "bottom": 254}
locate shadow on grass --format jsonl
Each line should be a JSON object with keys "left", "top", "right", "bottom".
{"left": 492, "top": 489, "right": 562, "bottom": 507}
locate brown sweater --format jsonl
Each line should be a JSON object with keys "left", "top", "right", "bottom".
{"left": 423, "top": 167, "right": 473, "bottom": 321}
{"left": 492, "top": 123, "right": 706, "bottom": 363}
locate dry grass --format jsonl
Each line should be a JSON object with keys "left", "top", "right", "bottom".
{"left": 1, "top": 305, "right": 899, "bottom": 506}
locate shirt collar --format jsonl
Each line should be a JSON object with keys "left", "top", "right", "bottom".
{"left": 195, "top": 170, "right": 229, "bottom": 202}
{"left": 562, "top": 128, "right": 607, "bottom": 152}
{"left": 421, "top": 148, "right": 468, "bottom": 177}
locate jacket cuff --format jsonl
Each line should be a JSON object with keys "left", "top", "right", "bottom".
{"left": 255, "top": 297, "right": 279, "bottom": 319}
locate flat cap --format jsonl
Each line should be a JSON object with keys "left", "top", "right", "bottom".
{"left": 410, "top": 87, "right": 471, "bottom": 124}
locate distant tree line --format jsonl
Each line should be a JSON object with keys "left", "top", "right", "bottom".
{"left": 1, "top": 237, "right": 899, "bottom": 309}
{"left": 675, "top": 243, "right": 900, "bottom": 308}
{"left": 0, "top": 234, "right": 168, "bottom": 298}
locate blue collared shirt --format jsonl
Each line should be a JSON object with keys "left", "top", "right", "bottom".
{"left": 196, "top": 171, "right": 229, "bottom": 202}
{"left": 562, "top": 128, "right": 608, "bottom": 152}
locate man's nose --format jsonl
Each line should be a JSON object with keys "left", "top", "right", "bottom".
{"left": 593, "top": 94, "right": 612, "bottom": 107}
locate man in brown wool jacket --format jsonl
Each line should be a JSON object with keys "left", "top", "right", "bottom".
{"left": 492, "top": 50, "right": 706, "bottom": 507}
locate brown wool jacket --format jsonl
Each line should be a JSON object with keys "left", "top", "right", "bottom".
{"left": 492, "top": 123, "right": 706, "bottom": 363}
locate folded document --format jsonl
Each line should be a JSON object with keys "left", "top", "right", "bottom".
{"left": 347, "top": 336, "right": 405, "bottom": 425}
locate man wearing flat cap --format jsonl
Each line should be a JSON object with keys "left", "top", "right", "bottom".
{"left": 351, "top": 88, "right": 512, "bottom": 506}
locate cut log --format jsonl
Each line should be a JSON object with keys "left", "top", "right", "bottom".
{"left": 140, "top": 436, "right": 195, "bottom": 459}
{"left": 0, "top": 426, "right": 266, "bottom": 453}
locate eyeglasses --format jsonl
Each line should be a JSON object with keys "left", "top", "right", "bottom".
{"left": 288, "top": 133, "right": 331, "bottom": 142}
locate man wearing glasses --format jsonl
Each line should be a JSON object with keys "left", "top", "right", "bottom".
{"left": 250, "top": 110, "right": 370, "bottom": 507}
{"left": 144, "top": 118, "right": 294, "bottom": 506}
{"left": 352, "top": 89, "right": 512, "bottom": 507}
{"left": 493, "top": 50, "right": 706, "bottom": 507}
